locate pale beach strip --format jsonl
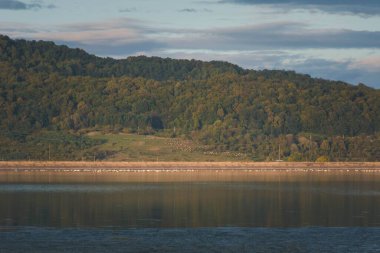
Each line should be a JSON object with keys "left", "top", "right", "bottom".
{"left": 0, "top": 161, "right": 379, "bottom": 172}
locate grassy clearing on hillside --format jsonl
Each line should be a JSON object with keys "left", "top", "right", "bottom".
{"left": 87, "top": 132, "right": 250, "bottom": 161}
{"left": 0, "top": 130, "right": 104, "bottom": 161}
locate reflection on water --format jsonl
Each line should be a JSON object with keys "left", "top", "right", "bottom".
{"left": 0, "top": 171, "right": 379, "bottom": 228}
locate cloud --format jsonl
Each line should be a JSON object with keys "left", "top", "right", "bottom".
{"left": 179, "top": 8, "right": 212, "bottom": 13}
{"left": 119, "top": 7, "right": 136, "bottom": 13}
{"left": 0, "top": 0, "right": 55, "bottom": 10}
{"left": 157, "top": 49, "right": 380, "bottom": 87}
{"left": 0, "top": 18, "right": 166, "bottom": 56}
{"left": 289, "top": 58, "right": 380, "bottom": 87}
{"left": 3, "top": 19, "right": 380, "bottom": 52}
{"left": 179, "top": 8, "right": 197, "bottom": 12}
{"left": 1, "top": 18, "right": 378, "bottom": 88}
{"left": 0, "top": 0, "right": 41, "bottom": 10}
{"left": 61, "top": 40, "right": 165, "bottom": 57}
{"left": 219, "top": 0, "right": 380, "bottom": 16}
{"left": 349, "top": 56, "right": 380, "bottom": 72}
{"left": 163, "top": 22, "right": 380, "bottom": 50}
{"left": 0, "top": 22, "right": 39, "bottom": 34}
{"left": 157, "top": 49, "right": 292, "bottom": 70}
{"left": 3, "top": 19, "right": 380, "bottom": 57}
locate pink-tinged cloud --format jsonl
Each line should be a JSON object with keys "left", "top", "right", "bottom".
{"left": 35, "top": 29, "right": 141, "bottom": 45}
{"left": 350, "top": 56, "right": 380, "bottom": 72}
{"left": 35, "top": 18, "right": 150, "bottom": 46}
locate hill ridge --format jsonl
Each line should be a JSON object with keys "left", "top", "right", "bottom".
{"left": 0, "top": 34, "right": 379, "bottom": 161}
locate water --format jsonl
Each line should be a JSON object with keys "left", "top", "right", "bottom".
{"left": 0, "top": 170, "right": 379, "bottom": 252}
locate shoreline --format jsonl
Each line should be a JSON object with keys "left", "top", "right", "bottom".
{"left": 0, "top": 161, "right": 379, "bottom": 172}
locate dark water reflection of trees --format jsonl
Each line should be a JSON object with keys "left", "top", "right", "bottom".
{"left": 0, "top": 171, "right": 379, "bottom": 228}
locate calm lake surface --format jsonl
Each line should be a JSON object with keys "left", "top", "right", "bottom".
{"left": 1, "top": 170, "right": 379, "bottom": 252}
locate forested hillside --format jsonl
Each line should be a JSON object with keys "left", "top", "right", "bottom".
{"left": 1, "top": 35, "right": 379, "bottom": 161}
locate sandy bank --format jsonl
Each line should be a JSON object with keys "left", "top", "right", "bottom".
{"left": 0, "top": 161, "right": 379, "bottom": 171}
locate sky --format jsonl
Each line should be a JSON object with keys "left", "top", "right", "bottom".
{"left": 0, "top": 0, "right": 379, "bottom": 88}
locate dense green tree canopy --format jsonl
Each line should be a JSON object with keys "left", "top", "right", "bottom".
{"left": 0, "top": 35, "right": 379, "bottom": 161}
